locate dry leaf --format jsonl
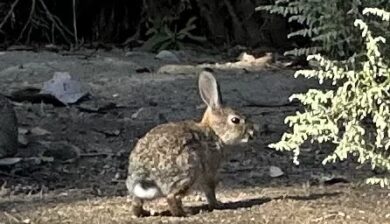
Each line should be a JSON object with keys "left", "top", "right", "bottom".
{"left": 30, "top": 127, "right": 51, "bottom": 136}
{"left": 0, "top": 157, "right": 22, "bottom": 166}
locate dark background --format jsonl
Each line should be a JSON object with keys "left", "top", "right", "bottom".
{"left": 0, "top": 0, "right": 296, "bottom": 51}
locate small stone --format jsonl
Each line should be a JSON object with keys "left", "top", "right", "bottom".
{"left": 269, "top": 166, "right": 284, "bottom": 178}
{"left": 157, "top": 64, "right": 199, "bottom": 74}
{"left": 155, "top": 50, "right": 180, "bottom": 63}
{"left": 238, "top": 52, "right": 256, "bottom": 62}
{"left": 18, "top": 127, "right": 29, "bottom": 135}
{"left": 18, "top": 134, "right": 29, "bottom": 146}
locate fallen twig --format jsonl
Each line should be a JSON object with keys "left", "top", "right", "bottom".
{"left": 61, "top": 50, "right": 98, "bottom": 59}
{"left": 79, "top": 152, "right": 114, "bottom": 157}
{"left": 3, "top": 212, "right": 20, "bottom": 223}
{"left": 0, "top": 170, "right": 26, "bottom": 179}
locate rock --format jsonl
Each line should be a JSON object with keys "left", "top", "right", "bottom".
{"left": 40, "top": 141, "right": 80, "bottom": 162}
{"left": 155, "top": 50, "right": 180, "bottom": 63}
{"left": 311, "top": 174, "right": 349, "bottom": 185}
{"left": 0, "top": 95, "right": 18, "bottom": 158}
{"left": 18, "top": 127, "right": 29, "bottom": 135}
{"left": 18, "top": 134, "right": 29, "bottom": 146}
{"left": 269, "top": 166, "right": 284, "bottom": 178}
{"left": 40, "top": 72, "right": 89, "bottom": 105}
{"left": 237, "top": 52, "right": 256, "bottom": 62}
{"left": 157, "top": 64, "right": 202, "bottom": 75}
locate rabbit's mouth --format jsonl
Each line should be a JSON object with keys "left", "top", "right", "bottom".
{"left": 222, "top": 137, "right": 247, "bottom": 145}
{"left": 244, "top": 124, "right": 256, "bottom": 142}
{"left": 228, "top": 125, "right": 255, "bottom": 144}
{"left": 240, "top": 131, "right": 253, "bottom": 143}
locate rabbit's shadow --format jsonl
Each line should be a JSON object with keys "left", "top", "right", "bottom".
{"left": 149, "top": 192, "right": 341, "bottom": 217}
{"left": 189, "top": 197, "right": 271, "bottom": 214}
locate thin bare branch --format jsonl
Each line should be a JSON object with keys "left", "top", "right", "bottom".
{"left": 72, "top": 0, "right": 78, "bottom": 45}
{"left": 38, "top": 0, "right": 72, "bottom": 44}
{"left": 17, "top": 0, "right": 36, "bottom": 42}
{"left": 0, "top": 0, "right": 21, "bottom": 31}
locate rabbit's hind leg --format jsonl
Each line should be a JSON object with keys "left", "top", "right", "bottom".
{"left": 166, "top": 194, "right": 186, "bottom": 217}
{"left": 131, "top": 197, "right": 149, "bottom": 218}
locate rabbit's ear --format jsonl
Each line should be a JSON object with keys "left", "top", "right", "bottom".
{"left": 198, "top": 71, "right": 222, "bottom": 109}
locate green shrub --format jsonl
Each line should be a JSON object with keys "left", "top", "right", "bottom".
{"left": 269, "top": 8, "right": 390, "bottom": 188}
{"left": 256, "top": 0, "right": 390, "bottom": 58}
{"left": 141, "top": 16, "right": 206, "bottom": 52}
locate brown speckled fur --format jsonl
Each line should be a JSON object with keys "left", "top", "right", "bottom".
{"left": 126, "top": 72, "right": 254, "bottom": 217}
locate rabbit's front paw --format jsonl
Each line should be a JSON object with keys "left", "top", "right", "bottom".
{"left": 207, "top": 200, "right": 224, "bottom": 211}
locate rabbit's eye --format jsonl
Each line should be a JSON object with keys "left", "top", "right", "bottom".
{"left": 231, "top": 117, "right": 240, "bottom": 124}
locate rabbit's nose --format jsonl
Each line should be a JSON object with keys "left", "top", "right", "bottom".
{"left": 248, "top": 131, "right": 254, "bottom": 140}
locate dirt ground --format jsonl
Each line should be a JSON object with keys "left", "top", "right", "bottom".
{"left": 0, "top": 49, "right": 389, "bottom": 224}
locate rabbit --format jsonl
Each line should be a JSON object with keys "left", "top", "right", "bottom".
{"left": 126, "top": 71, "right": 255, "bottom": 217}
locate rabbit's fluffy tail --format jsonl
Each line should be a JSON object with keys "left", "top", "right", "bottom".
{"left": 133, "top": 182, "right": 160, "bottom": 199}
{"left": 127, "top": 178, "right": 161, "bottom": 200}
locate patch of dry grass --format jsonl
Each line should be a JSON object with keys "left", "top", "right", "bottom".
{"left": 1, "top": 185, "right": 389, "bottom": 224}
